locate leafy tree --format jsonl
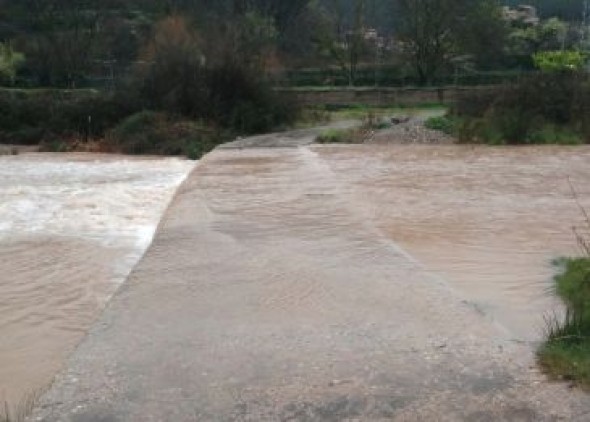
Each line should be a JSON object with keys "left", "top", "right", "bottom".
{"left": 458, "top": 0, "right": 509, "bottom": 69}
{"left": 507, "top": 17, "right": 569, "bottom": 57}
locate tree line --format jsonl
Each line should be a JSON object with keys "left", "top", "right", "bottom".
{"left": 0, "top": 0, "right": 588, "bottom": 88}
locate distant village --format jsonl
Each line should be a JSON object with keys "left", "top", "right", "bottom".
{"left": 502, "top": 4, "right": 540, "bottom": 26}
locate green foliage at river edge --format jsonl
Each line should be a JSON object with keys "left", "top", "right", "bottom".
{"left": 425, "top": 70, "right": 590, "bottom": 145}
{"left": 538, "top": 258, "right": 590, "bottom": 388}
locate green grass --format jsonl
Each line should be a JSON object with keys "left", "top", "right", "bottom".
{"left": 316, "top": 128, "right": 359, "bottom": 144}
{"left": 424, "top": 115, "right": 457, "bottom": 135}
{"left": 538, "top": 257, "right": 590, "bottom": 388}
{"left": 538, "top": 338, "right": 590, "bottom": 385}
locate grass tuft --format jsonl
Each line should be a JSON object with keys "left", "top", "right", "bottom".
{"left": 2, "top": 391, "right": 39, "bottom": 422}
{"left": 424, "top": 115, "right": 457, "bottom": 135}
{"left": 316, "top": 128, "right": 358, "bottom": 144}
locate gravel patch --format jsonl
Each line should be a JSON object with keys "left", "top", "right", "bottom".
{"left": 367, "top": 116, "right": 455, "bottom": 145}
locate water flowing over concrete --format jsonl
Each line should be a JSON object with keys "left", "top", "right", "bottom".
{"left": 315, "top": 145, "right": 590, "bottom": 341}
{"left": 32, "top": 138, "right": 590, "bottom": 421}
{"left": 0, "top": 154, "right": 195, "bottom": 407}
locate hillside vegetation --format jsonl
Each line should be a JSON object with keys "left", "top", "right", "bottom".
{"left": 0, "top": 0, "right": 589, "bottom": 155}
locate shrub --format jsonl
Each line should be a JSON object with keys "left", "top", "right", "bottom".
{"left": 316, "top": 127, "right": 369, "bottom": 144}
{"left": 138, "top": 16, "right": 208, "bottom": 118}
{"left": 106, "top": 111, "right": 220, "bottom": 158}
{"left": 452, "top": 72, "right": 590, "bottom": 144}
{"left": 424, "top": 116, "right": 456, "bottom": 135}
{"left": 526, "top": 125, "right": 582, "bottom": 145}
{"left": 453, "top": 88, "right": 498, "bottom": 118}
{"left": 375, "top": 121, "right": 392, "bottom": 130}
{"left": 140, "top": 52, "right": 297, "bottom": 135}
{"left": 533, "top": 51, "right": 585, "bottom": 73}
{"left": 60, "top": 92, "right": 142, "bottom": 138}
{"left": 0, "top": 126, "right": 45, "bottom": 145}
{"left": 299, "top": 107, "right": 332, "bottom": 126}
{"left": 0, "top": 89, "right": 141, "bottom": 145}
{"left": 555, "top": 259, "right": 590, "bottom": 323}
{"left": 205, "top": 60, "right": 296, "bottom": 134}
{"left": 136, "top": 16, "right": 297, "bottom": 136}
{"left": 316, "top": 129, "right": 350, "bottom": 144}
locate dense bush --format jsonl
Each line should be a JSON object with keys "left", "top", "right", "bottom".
{"left": 424, "top": 115, "right": 456, "bottom": 134}
{"left": 0, "top": 14, "right": 298, "bottom": 156}
{"left": 137, "top": 16, "right": 297, "bottom": 136}
{"left": 0, "top": 61, "right": 295, "bottom": 154}
{"left": 450, "top": 71, "right": 590, "bottom": 144}
{"left": 140, "top": 57, "right": 297, "bottom": 135}
{"left": 205, "top": 60, "right": 296, "bottom": 134}
{"left": 533, "top": 51, "right": 585, "bottom": 73}
{"left": 316, "top": 128, "right": 356, "bottom": 144}
{"left": 106, "top": 111, "right": 220, "bottom": 158}
{"left": 0, "top": 19, "right": 298, "bottom": 156}
{"left": 0, "top": 89, "right": 141, "bottom": 145}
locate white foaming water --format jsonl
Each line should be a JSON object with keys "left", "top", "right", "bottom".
{"left": 0, "top": 153, "right": 195, "bottom": 406}
{"left": 0, "top": 156, "right": 194, "bottom": 245}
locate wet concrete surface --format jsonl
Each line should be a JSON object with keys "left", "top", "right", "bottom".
{"left": 31, "top": 139, "right": 590, "bottom": 421}
{"left": 218, "top": 121, "right": 357, "bottom": 150}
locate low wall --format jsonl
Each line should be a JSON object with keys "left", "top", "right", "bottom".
{"left": 277, "top": 86, "right": 499, "bottom": 107}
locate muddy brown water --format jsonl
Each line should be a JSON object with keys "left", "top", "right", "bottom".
{"left": 3, "top": 145, "right": 590, "bottom": 413}
{"left": 0, "top": 154, "right": 195, "bottom": 407}
{"left": 314, "top": 144, "right": 590, "bottom": 341}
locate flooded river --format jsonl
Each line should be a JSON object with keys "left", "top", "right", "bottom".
{"left": 315, "top": 144, "right": 590, "bottom": 341}
{"left": 0, "top": 154, "right": 195, "bottom": 407}
{"left": 3, "top": 145, "right": 590, "bottom": 413}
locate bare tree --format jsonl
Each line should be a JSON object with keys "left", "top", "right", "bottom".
{"left": 313, "top": 0, "right": 368, "bottom": 86}
{"left": 396, "top": 0, "right": 468, "bottom": 85}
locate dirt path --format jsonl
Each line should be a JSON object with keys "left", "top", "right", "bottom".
{"left": 33, "top": 134, "right": 590, "bottom": 421}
